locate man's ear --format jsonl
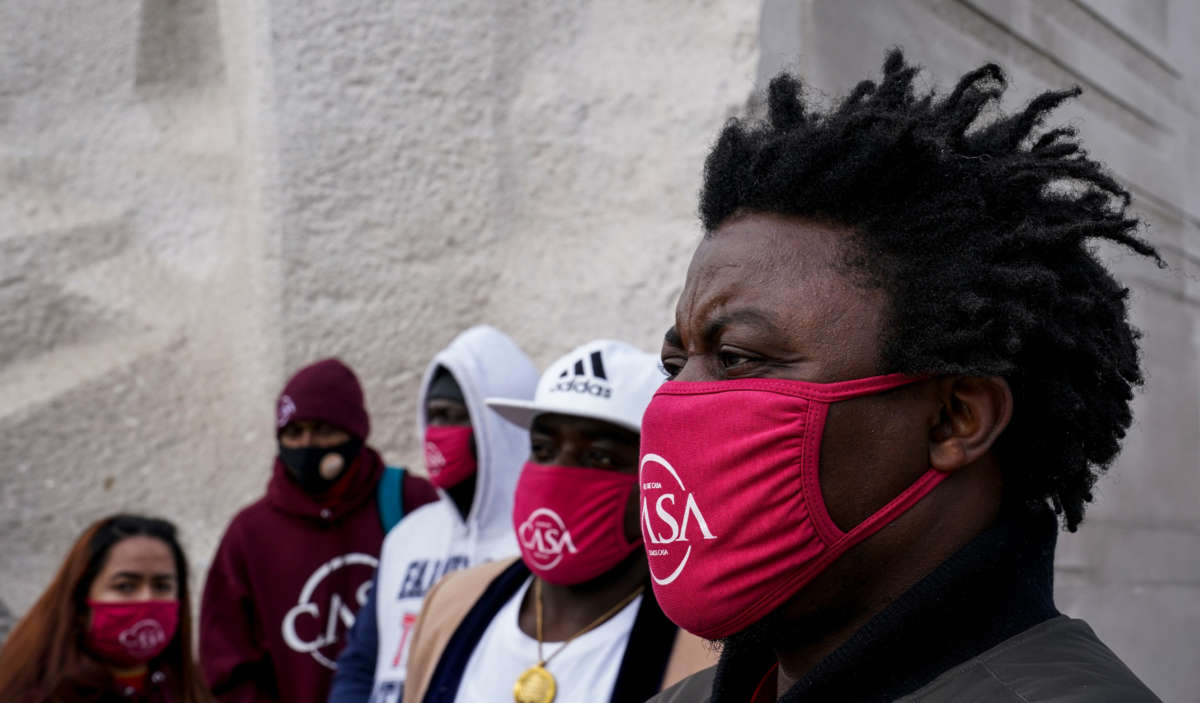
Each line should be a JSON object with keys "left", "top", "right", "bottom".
{"left": 928, "top": 376, "right": 1013, "bottom": 472}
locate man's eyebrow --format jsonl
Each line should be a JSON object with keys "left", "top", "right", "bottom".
{"left": 703, "top": 308, "right": 783, "bottom": 342}
{"left": 579, "top": 427, "right": 639, "bottom": 447}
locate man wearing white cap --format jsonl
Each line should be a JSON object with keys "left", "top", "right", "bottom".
{"left": 400, "top": 340, "right": 715, "bottom": 703}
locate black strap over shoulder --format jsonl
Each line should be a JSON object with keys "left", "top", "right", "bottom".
{"left": 422, "top": 561, "right": 530, "bottom": 702}
{"left": 420, "top": 562, "right": 679, "bottom": 703}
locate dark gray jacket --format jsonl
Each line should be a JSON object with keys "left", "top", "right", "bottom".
{"left": 649, "top": 616, "right": 1158, "bottom": 703}
{"left": 648, "top": 505, "right": 1159, "bottom": 703}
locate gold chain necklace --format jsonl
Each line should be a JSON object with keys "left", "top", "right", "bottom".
{"left": 512, "top": 578, "right": 645, "bottom": 703}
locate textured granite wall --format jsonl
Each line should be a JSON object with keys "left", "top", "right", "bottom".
{"left": 1, "top": 0, "right": 281, "bottom": 620}
{"left": 0, "top": 0, "right": 758, "bottom": 634}
{"left": 2, "top": 0, "right": 1196, "bottom": 698}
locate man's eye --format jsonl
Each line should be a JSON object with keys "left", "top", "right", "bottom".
{"left": 659, "top": 358, "right": 684, "bottom": 380}
{"left": 113, "top": 582, "right": 136, "bottom": 593}
{"left": 587, "top": 451, "right": 615, "bottom": 468}
{"left": 718, "top": 351, "right": 756, "bottom": 371}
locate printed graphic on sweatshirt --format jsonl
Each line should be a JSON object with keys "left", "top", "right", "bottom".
{"left": 282, "top": 552, "right": 378, "bottom": 669}
{"left": 369, "top": 554, "right": 471, "bottom": 700}
{"left": 550, "top": 350, "right": 612, "bottom": 398}
{"left": 368, "top": 612, "right": 416, "bottom": 703}
{"left": 395, "top": 554, "right": 470, "bottom": 599}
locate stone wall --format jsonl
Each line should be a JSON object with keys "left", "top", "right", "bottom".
{"left": 0, "top": 0, "right": 758, "bottom": 633}
{"left": 2, "top": 0, "right": 1196, "bottom": 698}
{"left": 1, "top": 0, "right": 281, "bottom": 620}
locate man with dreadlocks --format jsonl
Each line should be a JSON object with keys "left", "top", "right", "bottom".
{"left": 641, "top": 51, "right": 1161, "bottom": 702}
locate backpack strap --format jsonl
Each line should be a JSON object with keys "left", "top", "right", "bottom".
{"left": 377, "top": 466, "right": 407, "bottom": 533}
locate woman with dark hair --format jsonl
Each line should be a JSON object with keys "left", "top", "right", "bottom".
{"left": 0, "top": 514, "right": 212, "bottom": 702}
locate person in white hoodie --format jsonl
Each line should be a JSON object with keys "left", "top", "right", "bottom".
{"left": 328, "top": 325, "right": 537, "bottom": 703}
{"left": 399, "top": 340, "right": 716, "bottom": 703}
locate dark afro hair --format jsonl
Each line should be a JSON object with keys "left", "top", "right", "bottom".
{"left": 700, "top": 49, "right": 1162, "bottom": 531}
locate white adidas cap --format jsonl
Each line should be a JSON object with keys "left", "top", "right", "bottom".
{"left": 486, "top": 339, "right": 665, "bottom": 433}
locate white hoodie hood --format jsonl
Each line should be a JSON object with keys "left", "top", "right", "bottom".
{"left": 371, "top": 325, "right": 536, "bottom": 694}
{"left": 415, "top": 324, "right": 537, "bottom": 535}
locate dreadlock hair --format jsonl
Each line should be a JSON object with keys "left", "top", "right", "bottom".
{"left": 701, "top": 49, "right": 1162, "bottom": 531}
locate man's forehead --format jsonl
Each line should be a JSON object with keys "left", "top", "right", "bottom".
{"left": 283, "top": 418, "right": 319, "bottom": 428}
{"left": 531, "top": 413, "right": 637, "bottom": 442}
{"left": 687, "top": 215, "right": 848, "bottom": 284}
{"left": 675, "top": 256, "right": 839, "bottom": 337}
{"left": 677, "top": 253, "right": 784, "bottom": 332}
{"left": 673, "top": 214, "right": 885, "bottom": 352}
{"left": 426, "top": 397, "right": 466, "bottom": 407}
{"left": 666, "top": 306, "right": 788, "bottom": 345}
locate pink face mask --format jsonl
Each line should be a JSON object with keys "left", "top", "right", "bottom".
{"left": 85, "top": 600, "right": 179, "bottom": 667}
{"left": 639, "top": 373, "right": 946, "bottom": 639}
{"left": 424, "top": 425, "right": 477, "bottom": 489}
{"left": 512, "top": 462, "right": 642, "bottom": 586}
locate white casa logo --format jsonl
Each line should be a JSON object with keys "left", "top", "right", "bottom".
{"left": 517, "top": 508, "right": 578, "bottom": 571}
{"left": 119, "top": 619, "right": 166, "bottom": 657}
{"left": 282, "top": 553, "right": 378, "bottom": 669}
{"left": 424, "top": 440, "right": 446, "bottom": 475}
{"left": 639, "top": 453, "right": 717, "bottom": 586}
{"left": 278, "top": 394, "right": 297, "bottom": 428}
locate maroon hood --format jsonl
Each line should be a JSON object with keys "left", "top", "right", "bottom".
{"left": 276, "top": 358, "right": 370, "bottom": 440}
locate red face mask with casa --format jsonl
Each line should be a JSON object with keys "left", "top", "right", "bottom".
{"left": 424, "top": 425, "right": 477, "bottom": 489}
{"left": 512, "top": 462, "right": 641, "bottom": 587}
{"left": 85, "top": 600, "right": 179, "bottom": 667}
{"left": 638, "top": 373, "right": 946, "bottom": 640}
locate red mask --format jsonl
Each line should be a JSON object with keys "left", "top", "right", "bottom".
{"left": 639, "top": 374, "right": 946, "bottom": 639}
{"left": 424, "top": 425, "right": 477, "bottom": 489}
{"left": 85, "top": 600, "right": 179, "bottom": 667}
{"left": 512, "top": 462, "right": 641, "bottom": 586}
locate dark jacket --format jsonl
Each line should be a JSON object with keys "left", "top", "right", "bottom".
{"left": 200, "top": 450, "right": 435, "bottom": 703}
{"left": 649, "top": 507, "right": 1159, "bottom": 703}
{"left": 326, "top": 569, "right": 382, "bottom": 703}
{"left": 41, "top": 667, "right": 179, "bottom": 703}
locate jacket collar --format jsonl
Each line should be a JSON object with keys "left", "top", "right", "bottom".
{"left": 709, "top": 505, "right": 1061, "bottom": 702}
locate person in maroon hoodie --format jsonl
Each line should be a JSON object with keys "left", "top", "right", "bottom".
{"left": 200, "top": 358, "right": 437, "bottom": 703}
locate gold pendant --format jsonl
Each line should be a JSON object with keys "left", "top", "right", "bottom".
{"left": 514, "top": 664, "right": 556, "bottom": 703}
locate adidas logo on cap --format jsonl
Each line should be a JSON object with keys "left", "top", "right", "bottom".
{"left": 550, "top": 350, "right": 613, "bottom": 399}
{"left": 486, "top": 339, "right": 663, "bottom": 433}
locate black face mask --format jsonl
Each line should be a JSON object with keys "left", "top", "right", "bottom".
{"left": 278, "top": 437, "right": 364, "bottom": 494}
